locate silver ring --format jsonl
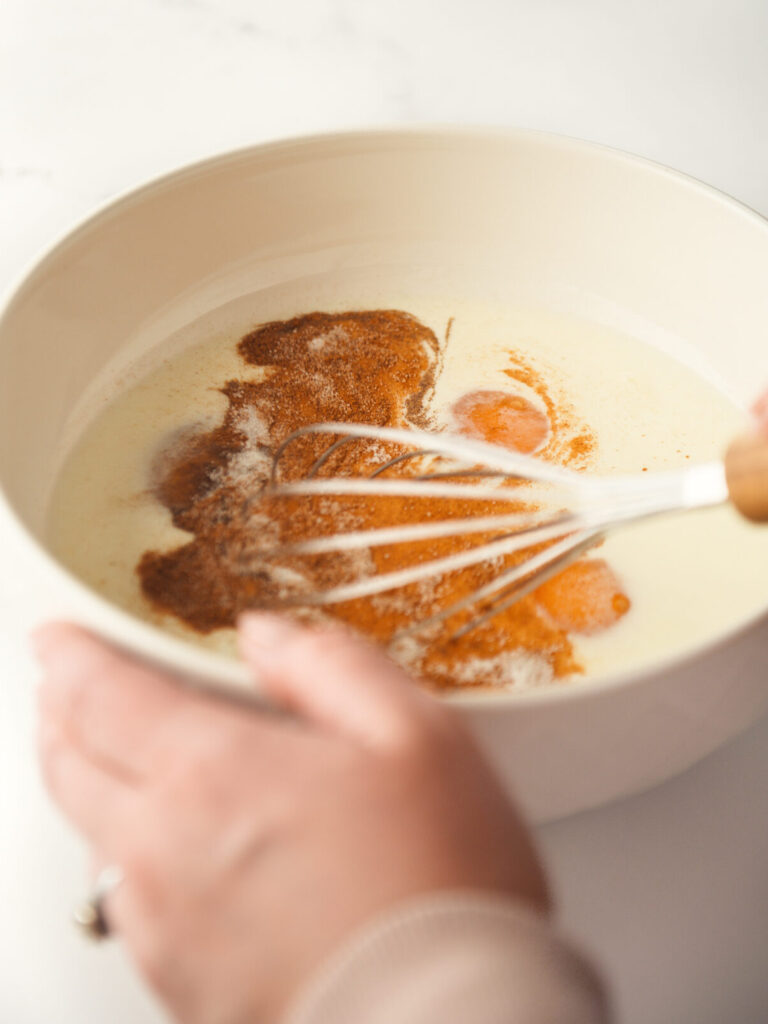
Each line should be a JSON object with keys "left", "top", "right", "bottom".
{"left": 73, "top": 865, "right": 124, "bottom": 941}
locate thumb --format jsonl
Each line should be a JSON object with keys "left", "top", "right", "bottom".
{"left": 237, "top": 613, "right": 430, "bottom": 746}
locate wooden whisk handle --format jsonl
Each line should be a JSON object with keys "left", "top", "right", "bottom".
{"left": 725, "top": 433, "right": 768, "bottom": 522}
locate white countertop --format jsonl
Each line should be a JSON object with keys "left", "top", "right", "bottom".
{"left": 2, "top": 2, "right": 768, "bottom": 1021}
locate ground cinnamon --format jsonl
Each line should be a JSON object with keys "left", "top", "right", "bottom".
{"left": 138, "top": 309, "right": 629, "bottom": 691}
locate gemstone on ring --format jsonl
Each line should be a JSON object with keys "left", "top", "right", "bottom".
{"left": 73, "top": 897, "right": 110, "bottom": 939}
{"left": 73, "top": 865, "right": 124, "bottom": 941}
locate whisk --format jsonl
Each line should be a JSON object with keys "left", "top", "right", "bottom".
{"left": 265, "top": 422, "right": 768, "bottom": 639}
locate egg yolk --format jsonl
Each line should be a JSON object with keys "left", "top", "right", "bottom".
{"left": 452, "top": 389, "right": 630, "bottom": 639}
{"left": 534, "top": 559, "right": 630, "bottom": 634}
{"left": 451, "top": 390, "right": 549, "bottom": 454}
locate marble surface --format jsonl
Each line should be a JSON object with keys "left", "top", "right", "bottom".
{"left": 2, "top": 1, "right": 768, "bottom": 1021}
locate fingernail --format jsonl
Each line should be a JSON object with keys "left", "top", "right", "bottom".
{"left": 237, "top": 612, "right": 301, "bottom": 656}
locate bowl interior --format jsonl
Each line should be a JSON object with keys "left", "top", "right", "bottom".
{"left": 2, "top": 128, "right": 768, "bottom": 695}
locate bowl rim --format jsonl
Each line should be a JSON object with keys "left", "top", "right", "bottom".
{"left": 2, "top": 123, "right": 768, "bottom": 709}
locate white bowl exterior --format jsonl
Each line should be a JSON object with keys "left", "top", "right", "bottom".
{"left": 466, "top": 624, "right": 768, "bottom": 820}
{"left": 1, "top": 129, "right": 767, "bottom": 821}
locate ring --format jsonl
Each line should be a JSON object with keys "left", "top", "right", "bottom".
{"left": 73, "top": 865, "right": 124, "bottom": 941}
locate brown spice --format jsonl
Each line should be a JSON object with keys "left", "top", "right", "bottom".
{"left": 138, "top": 310, "right": 629, "bottom": 691}
{"left": 504, "top": 352, "right": 595, "bottom": 469}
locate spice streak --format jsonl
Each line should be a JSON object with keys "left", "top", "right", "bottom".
{"left": 138, "top": 309, "right": 629, "bottom": 691}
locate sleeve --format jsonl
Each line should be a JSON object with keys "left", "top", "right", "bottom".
{"left": 282, "top": 892, "right": 611, "bottom": 1024}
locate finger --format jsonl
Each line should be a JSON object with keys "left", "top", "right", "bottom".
{"left": 38, "top": 716, "right": 135, "bottom": 848}
{"left": 34, "top": 622, "right": 323, "bottom": 784}
{"left": 33, "top": 622, "right": 194, "bottom": 780}
{"left": 237, "top": 613, "right": 432, "bottom": 746}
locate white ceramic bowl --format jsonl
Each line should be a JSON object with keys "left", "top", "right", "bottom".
{"left": 2, "top": 128, "right": 767, "bottom": 822}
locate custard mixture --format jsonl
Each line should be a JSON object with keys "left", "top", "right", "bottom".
{"left": 47, "top": 299, "right": 768, "bottom": 692}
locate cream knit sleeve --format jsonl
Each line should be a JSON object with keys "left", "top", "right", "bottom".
{"left": 283, "top": 893, "right": 611, "bottom": 1024}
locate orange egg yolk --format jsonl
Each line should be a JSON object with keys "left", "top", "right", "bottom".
{"left": 452, "top": 389, "right": 630, "bottom": 638}
{"left": 451, "top": 390, "right": 549, "bottom": 454}
{"left": 534, "top": 559, "right": 630, "bottom": 634}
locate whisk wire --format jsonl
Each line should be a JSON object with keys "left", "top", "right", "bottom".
{"left": 395, "top": 530, "right": 602, "bottom": 641}
{"left": 261, "top": 422, "right": 729, "bottom": 636}
{"left": 448, "top": 531, "right": 603, "bottom": 641}
{"left": 270, "top": 422, "right": 582, "bottom": 485}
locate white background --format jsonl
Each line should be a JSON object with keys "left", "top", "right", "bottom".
{"left": 2, "top": 1, "right": 768, "bottom": 1021}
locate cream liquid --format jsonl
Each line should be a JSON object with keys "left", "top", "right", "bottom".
{"left": 47, "top": 290, "right": 768, "bottom": 688}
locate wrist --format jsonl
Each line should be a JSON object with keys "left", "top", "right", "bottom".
{"left": 282, "top": 890, "right": 610, "bottom": 1024}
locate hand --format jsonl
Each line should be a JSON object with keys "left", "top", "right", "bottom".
{"left": 35, "top": 615, "right": 549, "bottom": 1024}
